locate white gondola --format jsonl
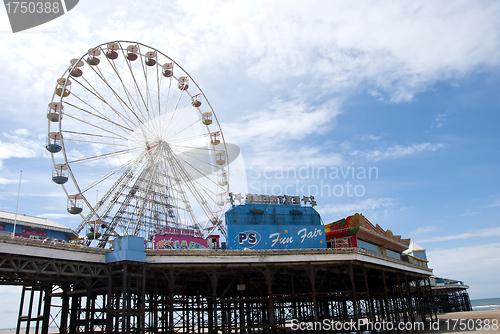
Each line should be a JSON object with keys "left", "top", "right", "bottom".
{"left": 178, "top": 76, "right": 189, "bottom": 90}
{"left": 67, "top": 194, "right": 83, "bottom": 215}
{"left": 55, "top": 78, "right": 71, "bottom": 97}
{"left": 145, "top": 51, "right": 156, "bottom": 66}
{"left": 126, "top": 45, "right": 139, "bottom": 61}
{"left": 217, "top": 171, "right": 228, "bottom": 186}
{"left": 46, "top": 102, "right": 63, "bottom": 122}
{"left": 162, "top": 62, "right": 173, "bottom": 77}
{"left": 210, "top": 131, "right": 221, "bottom": 145}
{"left": 52, "top": 164, "right": 68, "bottom": 184}
{"left": 87, "top": 48, "right": 101, "bottom": 66}
{"left": 202, "top": 112, "right": 213, "bottom": 125}
{"left": 216, "top": 151, "right": 226, "bottom": 165}
{"left": 70, "top": 58, "right": 84, "bottom": 78}
{"left": 216, "top": 192, "right": 227, "bottom": 207}
{"left": 46, "top": 132, "right": 62, "bottom": 153}
{"left": 105, "top": 42, "right": 119, "bottom": 60}
{"left": 191, "top": 93, "right": 202, "bottom": 108}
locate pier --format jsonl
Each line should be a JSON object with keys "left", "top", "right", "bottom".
{"left": 0, "top": 236, "right": 436, "bottom": 333}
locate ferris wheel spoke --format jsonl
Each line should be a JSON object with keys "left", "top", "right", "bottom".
{"left": 170, "top": 143, "right": 220, "bottom": 165}
{"left": 137, "top": 45, "right": 158, "bottom": 123}
{"left": 61, "top": 130, "right": 127, "bottom": 141}
{"left": 121, "top": 47, "right": 156, "bottom": 127}
{"left": 96, "top": 51, "right": 155, "bottom": 130}
{"left": 172, "top": 150, "right": 221, "bottom": 177}
{"left": 171, "top": 81, "right": 189, "bottom": 113}
{"left": 164, "top": 96, "right": 196, "bottom": 133}
{"left": 99, "top": 177, "right": 147, "bottom": 237}
{"left": 62, "top": 112, "right": 131, "bottom": 142}
{"left": 124, "top": 65, "right": 164, "bottom": 144}
{"left": 88, "top": 58, "right": 147, "bottom": 132}
{"left": 177, "top": 175, "right": 215, "bottom": 224}
{"left": 163, "top": 90, "right": 194, "bottom": 136}
{"left": 90, "top": 156, "right": 152, "bottom": 244}
{"left": 63, "top": 138, "right": 130, "bottom": 147}
{"left": 67, "top": 148, "right": 137, "bottom": 165}
{"left": 165, "top": 163, "right": 203, "bottom": 229}
{"left": 157, "top": 73, "right": 191, "bottom": 136}
{"left": 167, "top": 133, "right": 210, "bottom": 144}
{"left": 164, "top": 113, "right": 204, "bottom": 142}
{"left": 72, "top": 75, "right": 141, "bottom": 131}
{"left": 159, "top": 75, "right": 178, "bottom": 121}
{"left": 130, "top": 159, "right": 163, "bottom": 235}
{"left": 169, "top": 142, "right": 215, "bottom": 152}
{"left": 50, "top": 41, "right": 229, "bottom": 246}
{"left": 155, "top": 57, "right": 162, "bottom": 119}
{"left": 64, "top": 101, "right": 134, "bottom": 133}
{"left": 160, "top": 151, "right": 198, "bottom": 215}
{"left": 89, "top": 60, "right": 154, "bottom": 133}
{"left": 144, "top": 62, "right": 164, "bottom": 140}
{"left": 178, "top": 164, "right": 220, "bottom": 201}
{"left": 165, "top": 148, "right": 218, "bottom": 214}
{"left": 79, "top": 156, "right": 137, "bottom": 194}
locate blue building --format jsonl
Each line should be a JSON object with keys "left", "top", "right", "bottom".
{"left": 225, "top": 194, "right": 326, "bottom": 250}
{"left": 0, "top": 210, "right": 78, "bottom": 243}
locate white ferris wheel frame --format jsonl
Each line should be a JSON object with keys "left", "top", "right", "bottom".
{"left": 47, "top": 41, "right": 229, "bottom": 247}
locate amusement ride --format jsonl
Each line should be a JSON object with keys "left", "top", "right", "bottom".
{"left": 46, "top": 41, "right": 229, "bottom": 248}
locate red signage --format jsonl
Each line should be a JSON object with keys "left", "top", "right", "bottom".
{"left": 0, "top": 225, "right": 5, "bottom": 231}
{"left": 153, "top": 226, "right": 203, "bottom": 238}
{"left": 21, "top": 228, "right": 47, "bottom": 237}
{"left": 154, "top": 234, "right": 208, "bottom": 250}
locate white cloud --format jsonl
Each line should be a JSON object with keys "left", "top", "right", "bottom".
{"left": 427, "top": 242, "right": 500, "bottom": 298}
{"left": 0, "top": 142, "right": 45, "bottom": 167}
{"left": 0, "top": 130, "right": 47, "bottom": 168}
{"left": 0, "top": 286, "right": 22, "bottom": 329}
{"left": 432, "top": 113, "right": 448, "bottom": 129}
{"left": 368, "top": 90, "right": 384, "bottom": 101}
{"left": 361, "top": 134, "right": 385, "bottom": 141}
{"left": 318, "top": 197, "right": 397, "bottom": 216}
{"left": 0, "top": 177, "right": 18, "bottom": 185}
{"left": 351, "top": 143, "right": 445, "bottom": 162}
{"left": 420, "top": 226, "right": 500, "bottom": 243}
{"left": 223, "top": 98, "right": 341, "bottom": 146}
{"left": 245, "top": 145, "right": 344, "bottom": 171}
{"left": 486, "top": 199, "right": 500, "bottom": 208}
{"left": 38, "top": 213, "right": 74, "bottom": 220}
{"left": 19, "top": 192, "right": 66, "bottom": 198}
{"left": 409, "top": 225, "right": 440, "bottom": 237}
{"left": 172, "top": 0, "right": 500, "bottom": 101}
{"left": 11, "top": 129, "right": 30, "bottom": 136}
{"left": 1, "top": 1, "right": 497, "bottom": 132}
{"left": 460, "top": 211, "right": 481, "bottom": 217}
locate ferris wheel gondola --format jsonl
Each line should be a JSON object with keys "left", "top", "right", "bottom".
{"left": 46, "top": 41, "right": 229, "bottom": 247}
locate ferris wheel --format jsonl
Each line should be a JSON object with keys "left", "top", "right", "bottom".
{"left": 46, "top": 41, "right": 229, "bottom": 247}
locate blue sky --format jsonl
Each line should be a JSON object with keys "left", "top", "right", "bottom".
{"left": 0, "top": 0, "right": 500, "bottom": 327}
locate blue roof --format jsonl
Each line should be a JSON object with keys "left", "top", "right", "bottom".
{"left": 225, "top": 203, "right": 321, "bottom": 226}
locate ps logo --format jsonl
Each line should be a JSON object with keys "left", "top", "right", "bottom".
{"left": 237, "top": 231, "right": 260, "bottom": 248}
{"left": 4, "top": 0, "right": 79, "bottom": 33}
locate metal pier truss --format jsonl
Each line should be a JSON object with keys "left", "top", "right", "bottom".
{"left": 0, "top": 238, "right": 443, "bottom": 333}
